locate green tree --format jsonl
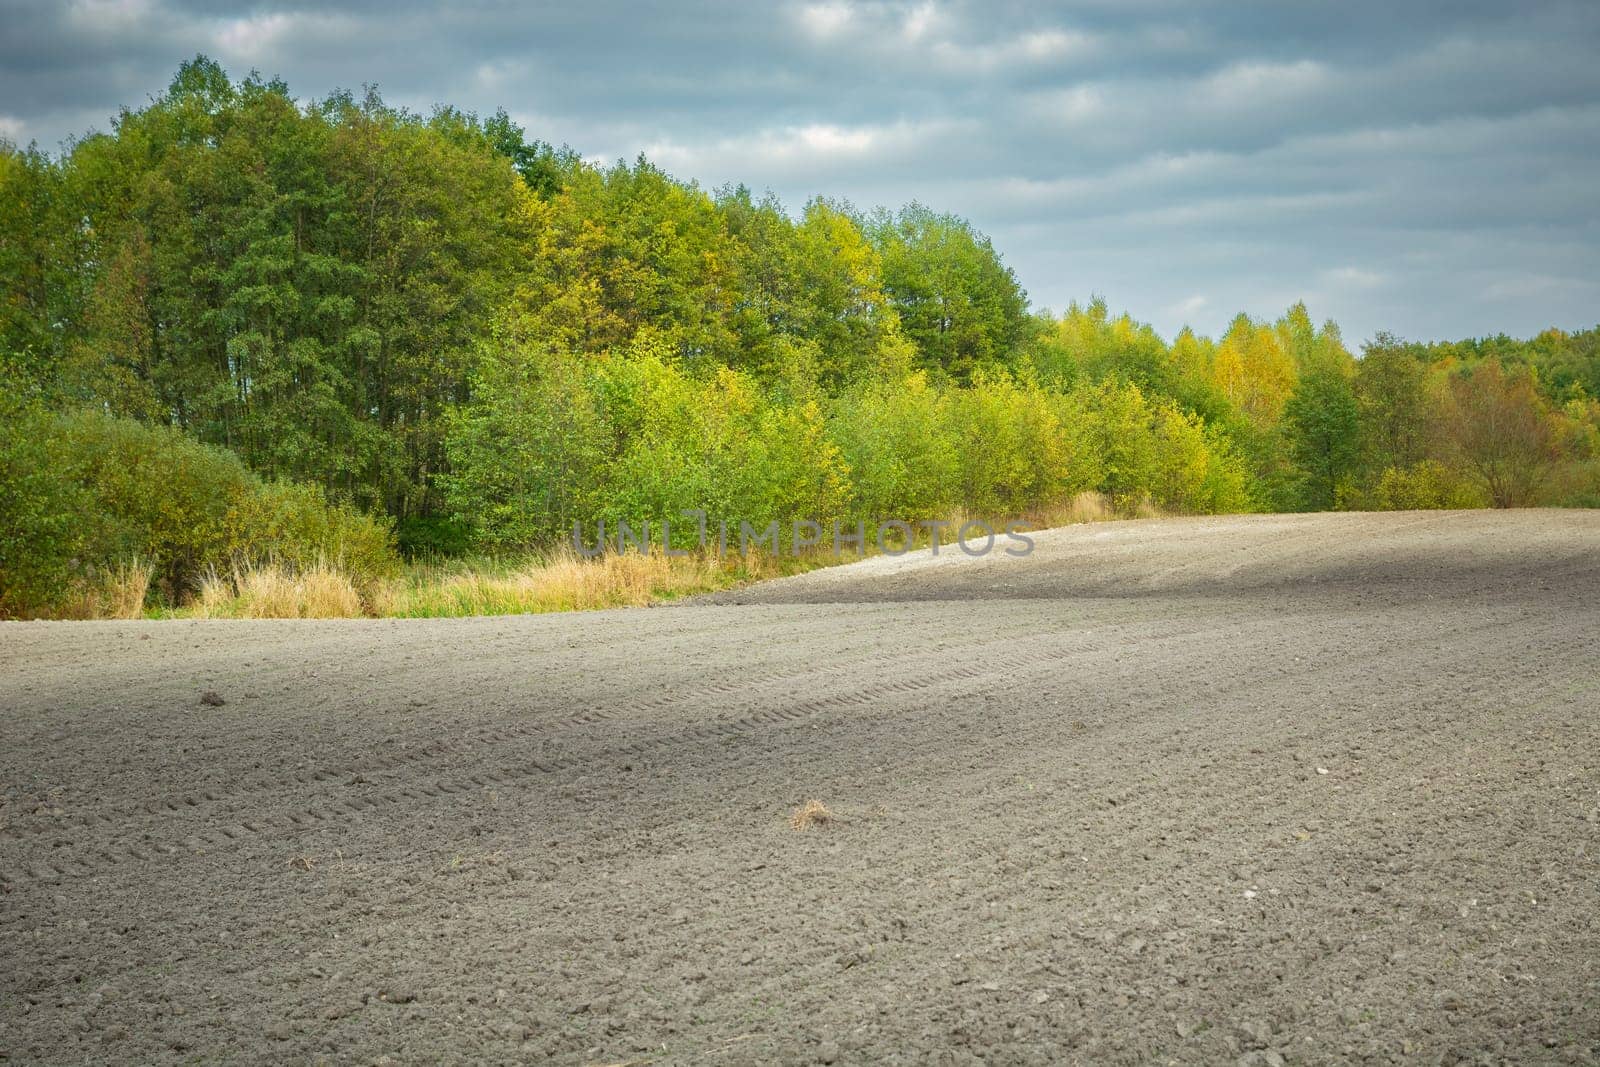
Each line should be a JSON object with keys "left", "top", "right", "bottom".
{"left": 41, "top": 60, "right": 531, "bottom": 518}
{"left": 1282, "top": 363, "right": 1361, "bottom": 510}
{"left": 869, "top": 204, "right": 1029, "bottom": 382}
{"left": 1079, "top": 380, "right": 1159, "bottom": 511}
{"left": 1354, "top": 333, "right": 1433, "bottom": 474}
{"left": 443, "top": 324, "right": 606, "bottom": 549}
{"left": 1440, "top": 360, "right": 1558, "bottom": 508}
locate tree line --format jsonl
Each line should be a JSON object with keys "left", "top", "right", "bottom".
{"left": 3, "top": 57, "right": 1598, "bottom": 611}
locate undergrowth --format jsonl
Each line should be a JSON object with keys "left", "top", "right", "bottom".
{"left": 99, "top": 492, "right": 1139, "bottom": 620}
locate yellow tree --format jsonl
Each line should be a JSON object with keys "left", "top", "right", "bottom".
{"left": 1212, "top": 314, "right": 1295, "bottom": 428}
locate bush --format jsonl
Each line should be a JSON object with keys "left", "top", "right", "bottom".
{"left": 396, "top": 516, "right": 475, "bottom": 559}
{"left": 1076, "top": 380, "right": 1159, "bottom": 511}
{"left": 54, "top": 410, "right": 257, "bottom": 596}
{"left": 443, "top": 334, "right": 605, "bottom": 550}
{"left": 220, "top": 480, "right": 397, "bottom": 587}
{"left": 0, "top": 408, "right": 398, "bottom": 617}
{"left": 0, "top": 399, "right": 92, "bottom": 617}
{"left": 828, "top": 373, "right": 959, "bottom": 522}
{"left": 947, "top": 371, "right": 1093, "bottom": 518}
{"left": 1150, "top": 406, "right": 1256, "bottom": 514}
{"left": 589, "top": 343, "right": 850, "bottom": 545}
{"left": 1372, "top": 461, "right": 1486, "bottom": 510}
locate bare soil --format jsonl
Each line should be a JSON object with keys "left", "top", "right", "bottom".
{"left": 2, "top": 510, "right": 1598, "bottom": 1065}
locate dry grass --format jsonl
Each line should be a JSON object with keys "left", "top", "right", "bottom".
{"left": 60, "top": 557, "right": 154, "bottom": 620}
{"left": 790, "top": 799, "right": 834, "bottom": 831}
{"left": 87, "top": 502, "right": 1129, "bottom": 622}
{"left": 192, "top": 561, "right": 365, "bottom": 619}
{"left": 160, "top": 547, "right": 811, "bottom": 620}
{"left": 372, "top": 548, "right": 735, "bottom": 618}
{"left": 102, "top": 558, "right": 154, "bottom": 619}
{"left": 1025, "top": 491, "right": 1115, "bottom": 529}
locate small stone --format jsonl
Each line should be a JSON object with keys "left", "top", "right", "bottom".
{"left": 1238, "top": 1019, "right": 1273, "bottom": 1046}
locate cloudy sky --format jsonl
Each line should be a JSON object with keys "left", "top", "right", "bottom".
{"left": 4, "top": 0, "right": 1597, "bottom": 345}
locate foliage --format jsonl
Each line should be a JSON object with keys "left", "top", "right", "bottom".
{"left": 1283, "top": 363, "right": 1361, "bottom": 510}
{"left": 1355, "top": 334, "right": 1432, "bottom": 474}
{"left": 0, "top": 406, "right": 397, "bottom": 617}
{"left": 5, "top": 60, "right": 533, "bottom": 520}
{"left": 443, "top": 327, "right": 607, "bottom": 550}
{"left": 828, "top": 373, "right": 959, "bottom": 522}
{"left": 1438, "top": 361, "right": 1560, "bottom": 508}
{"left": 868, "top": 204, "right": 1031, "bottom": 383}
{"left": 0, "top": 394, "right": 92, "bottom": 616}
{"left": 1370, "top": 462, "right": 1485, "bottom": 511}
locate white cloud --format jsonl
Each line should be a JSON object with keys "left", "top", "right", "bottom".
{"left": 926, "top": 26, "right": 1098, "bottom": 73}
{"left": 797, "top": 1, "right": 853, "bottom": 40}
{"left": 212, "top": 12, "right": 359, "bottom": 64}
{"left": 643, "top": 117, "right": 968, "bottom": 183}
{"left": 901, "top": 2, "right": 939, "bottom": 43}
{"left": 1032, "top": 83, "right": 1104, "bottom": 123}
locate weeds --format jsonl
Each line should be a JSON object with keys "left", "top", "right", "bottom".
{"left": 55, "top": 495, "right": 1143, "bottom": 620}
{"left": 790, "top": 799, "right": 834, "bottom": 831}
{"left": 372, "top": 548, "right": 728, "bottom": 618}
{"left": 193, "top": 561, "right": 365, "bottom": 619}
{"left": 59, "top": 556, "right": 154, "bottom": 619}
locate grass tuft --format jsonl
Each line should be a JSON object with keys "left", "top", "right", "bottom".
{"left": 371, "top": 549, "right": 728, "bottom": 617}
{"left": 790, "top": 799, "right": 834, "bottom": 831}
{"left": 60, "top": 557, "right": 154, "bottom": 620}
{"left": 1024, "top": 490, "right": 1114, "bottom": 528}
{"left": 193, "top": 561, "right": 365, "bottom": 619}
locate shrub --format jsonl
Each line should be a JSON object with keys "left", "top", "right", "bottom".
{"left": 1372, "top": 461, "right": 1485, "bottom": 510}
{"left": 948, "top": 370, "right": 1093, "bottom": 518}
{"left": 0, "top": 398, "right": 92, "bottom": 617}
{"left": 396, "top": 516, "right": 475, "bottom": 559}
{"left": 590, "top": 344, "right": 851, "bottom": 544}
{"left": 220, "top": 480, "right": 397, "bottom": 588}
{"left": 828, "top": 373, "right": 959, "bottom": 522}
{"left": 0, "top": 407, "right": 398, "bottom": 617}
{"left": 55, "top": 410, "right": 257, "bottom": 596}
{"left": 443, "top": 334, "right": 606, "bottom": 550}
{"left": 1076, "top": 380, "right": 1159, "bottom": 511}
{"left": 1150, "top": 406, "right": 1256, "bottom": 514}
